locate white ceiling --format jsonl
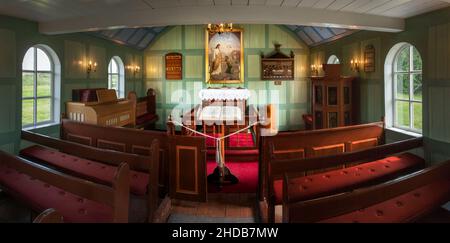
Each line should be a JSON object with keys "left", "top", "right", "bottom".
{"left": 0, "top": 0, "right": 449, "bottom": 34}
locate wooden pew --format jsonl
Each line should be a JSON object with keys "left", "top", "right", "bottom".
{"left": 259, "top": 121, "right": 386, "bottom": 221}
{"left": 61, "top": 119, "right": 209, "bottom": 203}
{"left": 33, "top": 209, "right": 64, "bottom": 223}
{"left": 60, "top": 118, "right": 169, "bottom": 197}
{"left": 21, "top": 130, "right": 169, "bottom": 222}
{"left": 127, "top": 89, "right": 158, "bottom": 130}
{"left": 283, "top": 159, "right": 450, "bottom": 223}
{"left": 264, "top": 137, "right": 423, "bottom": 222}
{"left": 0, "top": 150, "right": 129, "bottom": 223}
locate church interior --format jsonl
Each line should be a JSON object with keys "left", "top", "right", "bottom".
{"left": 0, "top": 0, "right": 449, "bottom": 224}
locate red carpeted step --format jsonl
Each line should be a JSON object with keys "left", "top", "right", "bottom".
{"left": 205, "top": 133, "right": 255, "bottom": 148}
{"left": 207, "top": 160, "right": 258, "bottom": 193}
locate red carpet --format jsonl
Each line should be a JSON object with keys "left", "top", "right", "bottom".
{"left": 206, "top": 133, "right": 255, "bottom": 147}
{"left": 207, "top": 160, "right": 258, "bottom": 193}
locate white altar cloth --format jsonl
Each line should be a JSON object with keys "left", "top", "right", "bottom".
{"left": 197, "top": 106, "right": 243, "bottom": 122}
{"left": 199, "top": 88, "right": 251, "bottom": 101}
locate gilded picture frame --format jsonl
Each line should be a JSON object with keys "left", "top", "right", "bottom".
{"left": 205, "top": 28, "right": 244, "bottom": 84}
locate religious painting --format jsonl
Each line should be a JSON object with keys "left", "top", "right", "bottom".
{"left": 205, "top": 29, "right": 244, "bottom": 84}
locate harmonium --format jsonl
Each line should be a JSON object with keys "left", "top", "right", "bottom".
{"left": 65, "top": 89, "right": 135, "bottom": 127}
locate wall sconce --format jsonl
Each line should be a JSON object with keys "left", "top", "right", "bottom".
{"left": 86, "top": 60, "right": 97, "bottom": 74}
{"left": 350, "top": 59, "right": 360, "bottom": 72}
{"left": 127, "top": 65, "right": 141, "bottom": 77}
{"left": 310, "top": 64, "right": 322, "bottom": 76}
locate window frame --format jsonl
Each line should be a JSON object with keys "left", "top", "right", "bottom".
{"left": 327, "top": 55, "right": 340, "bottom": 64}
{"left": 392, "top": 44, "right": 422, "bottom": 134}
{"left": 108, "top": 57, "right": 124, "bottom": 98}
{"left": 22, "top": 46, "right": 55, "bottom": 129}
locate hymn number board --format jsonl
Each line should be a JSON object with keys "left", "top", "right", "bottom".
{"left": 165, "top": 53, "right": 182, "bottom": 80}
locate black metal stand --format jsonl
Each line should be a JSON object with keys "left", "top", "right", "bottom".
{"left": 207, "top": 165, "right": 239, "bottom": 189}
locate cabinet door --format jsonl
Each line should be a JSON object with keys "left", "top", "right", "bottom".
{"left": 327, "top": 86, "right": 338, "bottom": 106}
{"left": 328, "top": 112, "right": 338, "bottom": 128}
{"left": 315, "top": 111, "right": 323, "bottom": 129}
{"left": 314, "top": 85, "right": 323, "bottom": 105}
{"left": 344, "top": 86, "right": 351, "bottom": 105}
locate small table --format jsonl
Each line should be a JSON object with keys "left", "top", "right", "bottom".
{"left": 198, "top": 106, "right": 243, "bottom": 188}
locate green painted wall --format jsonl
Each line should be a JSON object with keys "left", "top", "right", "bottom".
{"left": 310, "top": 7, "right": 450, "bottom": 163}
{"left": 0, "top": 15, "right": 144, "bottom": 154}
{"left": 144, "top": 25, "right": 311, "bottom": 131}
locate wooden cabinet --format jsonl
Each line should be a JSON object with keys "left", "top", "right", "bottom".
{"left": 311, "top": 64, "right": 356, "bottom": 129}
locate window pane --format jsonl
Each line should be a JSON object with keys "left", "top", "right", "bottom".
{"left": 110, "top": 59, "right": 118, "bottom": 73}
{"left": 412, "top": 47, "right": 422, "bottom": 71}
{"left": 413, "top": 102, "right": 422, "bottom": 131}
{"left": 396, "top": 101, "right": 410, "bottom": 128}
{"left": 36, "top": 98, "right": 51, "bottom": 123}
{"left": 396, "top": 46, "right": 410, "bottom": 72}
{"left": 22, "top": 72, "right": 34, "bottom": 98}
{"left": 413, "top": 74, "right": 422, "bottom": 101}
{"left": 110, "top": 75, "right": 119, "bottom": 90}
{"left": 37, "top": 72, "right": 52, "bottom": 97}
{"left": 22, "top": 99, "right": 34, "bottom": 126}
{"left": 396, "top": 74, "right": 410, "bottom": 100}
{"left": 23, "top": 48, "right": 35, "bottom": 71}
{"left": 37, "top": 48, "right": 51, "bottom": 71}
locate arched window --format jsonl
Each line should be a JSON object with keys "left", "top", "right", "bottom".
{"left": 327, "top": 55, "right": 340, "bottom": 64}
{"left": 385, "top": 43, "right": 422, "bottom": 134}
{"left": 22, "top": 45, "right": 61, "bottom": 128}
{"left": 108, "top": 56, "right": 125, "bottom": 98}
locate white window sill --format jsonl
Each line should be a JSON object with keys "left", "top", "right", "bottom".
{"left": 386, "top": 127, "right": 422, "bottom": 138}
{"left": 22, "top": 122, "right": 60, "bottom": 131}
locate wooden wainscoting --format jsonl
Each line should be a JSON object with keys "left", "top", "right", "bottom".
{"left": 169, "top": 135, "right": 206, "bottom": 202}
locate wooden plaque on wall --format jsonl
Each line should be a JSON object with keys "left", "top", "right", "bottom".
{"left": 165, "top": 53, "right": 182, "bottom": 80}
{"left": 364, "top": 45, "right": 375, "bottom": 73}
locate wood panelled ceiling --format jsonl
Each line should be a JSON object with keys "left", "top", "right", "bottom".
{"left": 1, "top": 0, "right": 449, "bottom": 48}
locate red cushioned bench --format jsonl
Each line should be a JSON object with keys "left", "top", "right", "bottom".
{"left": 266, "top": 137, "right": 424, "bottom": 222}
{"left": 20, "top": 145, "right": 149, "bottom": 196}
{"left": 33, "top": 208, "right": 64, "bottom": 223}
{"left": 0, "top": 150, "right": 130, "bottom": 223}
{"left": 260, "top": 121, "right": 387, "bottom": 222}
{"left": 283, "top": 160, "right": 450, "bottom": 223}
{"left": 273, "top": 153, "right": 424, "bottom": 205}
{"left": 21, "top": 130, "right": 170, "bottom": 223}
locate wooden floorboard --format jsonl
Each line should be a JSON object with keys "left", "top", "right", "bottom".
{"left": 169, "top": 193, "right": 257, "bottom": 223}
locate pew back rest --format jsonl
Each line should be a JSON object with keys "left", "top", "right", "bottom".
{"left": 0, "top": 150, "right": 130, "bottom": 223}
{"left": 127, "top": 91, "right": 147, "bottom": 117}
{"left": 127, "top": 89, "right": 157, "bottom": 117}
{"left": 284, "top": 159, "right": 450, "bottom": 223}
{"left": 260, "top": 121, "right": 385, "bottom": 202}
{"left": 267, "top": 121, "right": 385, "bottom": 160}
{"left": 60, "top": 119, "right": 168, "bottom": 194}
